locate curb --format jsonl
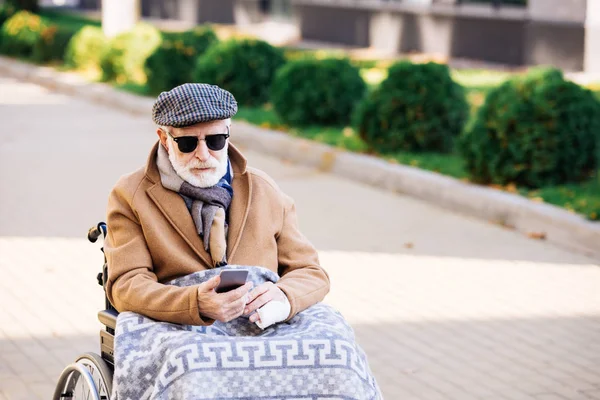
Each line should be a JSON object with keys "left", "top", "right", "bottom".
{"left": 2, "top": 55, "right": 599, "bottom": 261}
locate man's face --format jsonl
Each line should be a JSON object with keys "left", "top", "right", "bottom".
{"left": 157, "top": 119, "right": 230, "bottom": 188}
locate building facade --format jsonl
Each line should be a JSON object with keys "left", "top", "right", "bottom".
{"left": 76, "top": 0, "right": 600, "bottom": 72}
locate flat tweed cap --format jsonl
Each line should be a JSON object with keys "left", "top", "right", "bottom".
{"left": 152, "top": 83, "right": 238, "bottom": 127}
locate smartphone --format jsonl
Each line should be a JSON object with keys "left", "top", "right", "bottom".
{"left": 215, "top": 269, "right": 249, "bottom": 293}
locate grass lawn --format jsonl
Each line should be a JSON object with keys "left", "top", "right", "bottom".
{"left": 39, "top": 8, "right": 100, "bottom": 29}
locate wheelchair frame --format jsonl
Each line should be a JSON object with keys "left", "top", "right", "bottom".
{"left": 52, "top": 222, "right": 118, "bottom": 400}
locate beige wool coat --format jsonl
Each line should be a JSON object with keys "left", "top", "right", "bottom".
{"left": 104, "top": 141, "right": 330, "bottom": 326}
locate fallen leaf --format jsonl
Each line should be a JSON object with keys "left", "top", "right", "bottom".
{"left": 527, "top": 232, "right": 546, "bottom": 240}
{"left": 505, "top": 183, "right": 518, "bottom": 193}
{"left": 492, "top": 220, "right": 515, "bottom": 230}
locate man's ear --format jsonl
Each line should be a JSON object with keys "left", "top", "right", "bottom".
{"left": 156, "top": 128, "right": 169, "bottom": 153}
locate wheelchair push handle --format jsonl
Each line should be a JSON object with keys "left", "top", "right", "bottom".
{"left": 88, "top": 222, "right": 107, "bottom": 243}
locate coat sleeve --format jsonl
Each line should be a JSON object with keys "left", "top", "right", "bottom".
{"left": 275, "top": 193, "right": 330, "bottom": 320}
{"left": 104, "top": 181, "right": 213, "bottom": 326}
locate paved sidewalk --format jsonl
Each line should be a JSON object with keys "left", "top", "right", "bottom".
{"left": 1, "top": 76, "right": 600, "bottom": 400}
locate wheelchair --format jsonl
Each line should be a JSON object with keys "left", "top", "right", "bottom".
{"left": 52, "top": 222, "right": 117, "bottom": 400}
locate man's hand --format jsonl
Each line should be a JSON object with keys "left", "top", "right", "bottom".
{"left": 243, "top": 282, "right": 288, "bottom": 323}
{"left": 197, "top": 276, "right": 253, "bottom": 322}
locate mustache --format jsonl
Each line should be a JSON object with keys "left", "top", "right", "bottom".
{"left": 186, "top": 159, "right": 220, "bottom": 169}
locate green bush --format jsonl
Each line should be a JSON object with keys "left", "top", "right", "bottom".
{"left": 145, "top": 26, "right": 218, "bottom": 94}
{"left": 64, "top": 26, "right": 108, "bottom": 71}
{"left": 101, "top": 23, "right": 162, "bottom": 85}
{"left": 270, "top": 58, "right": 366, "bottom": 126}
{"left": 459, "top": 67, "right": 600, "bottom": 188}
{"left": 355, "top": 61, "right": 469, "bottom": 153}
{"left": 0, "top": 10, "right": 48, "bottom": 58}
{"left": 194, "top": 39, "right": 286, "bottom": 106}
{"left": 32, "top": 24, "right": 79, "bottom": 63}
{"left": 0, "top": 4, "right": 16, "bottom": 49}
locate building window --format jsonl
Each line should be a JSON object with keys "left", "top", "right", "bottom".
{"left": 455, "top": 0, "right": 528, "bottom": 6}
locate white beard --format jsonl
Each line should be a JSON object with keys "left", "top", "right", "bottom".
{"left": 167, "top": 140, "right": 228, "bottom": 188}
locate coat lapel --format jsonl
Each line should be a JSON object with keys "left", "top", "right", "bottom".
{"left": 226, "top": 170, "right": 251, "bottom": 262}
{"left": 147, "top": 183, "right": 213, "bottom": 267}
{"left": 226, "top": 143, "right": 251, "bottom": 262}
{"left": 144, "top": 142, "right": 213, "bottom": 266}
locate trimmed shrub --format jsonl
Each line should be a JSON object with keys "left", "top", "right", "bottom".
{"left": 194, "top": 39, "right": 285, "bottom": 106}
{"left": 101, "top": 23, "right": 162, "bottom": 85}
{"left": 0, "top": 10, "right": 48, "bottom": 58}
{"left": 145, "top": 26, "right": 218, "bottom": 94}
{"left": 270, "top": 58, "right": 367, "bottom": 126}
{"left": 32, "top": 24, "right": 79, "bottom": 63}
{"left": 354, "top": 61, "right": 469, "bottom": 153}
{"left": 64, "top": 26, "right": 108, "bottom": 71}
{"left": 459, "top": 67, "right": 600, "bottom": 188}
{"left": 0, "top": 4, "right": 16, "bottom": 49}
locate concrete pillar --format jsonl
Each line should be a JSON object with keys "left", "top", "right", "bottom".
{"left": 102, "top": 0, "right": 140, "bottom": 38}
{"left": 419, "top": 13, "right": 454, "bottom": 57}
{"left": 233, "top": 0, "right": 262, "bottom": 25}
{"left": 585, "top": 0, "right": 600, "bottom": 72}
{"left": 369, "top": 12, "right": 403, "bottom": 55}
{"left": 179, "top": 0, "right": 199, "bottom": 25}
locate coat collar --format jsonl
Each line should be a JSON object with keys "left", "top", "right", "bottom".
{"left": 144, "top": 141, "right": 251, "bottom": 266}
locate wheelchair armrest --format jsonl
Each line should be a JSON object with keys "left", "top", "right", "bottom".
{"left": 98, "top": 309, "right": 118, "bottom": 330}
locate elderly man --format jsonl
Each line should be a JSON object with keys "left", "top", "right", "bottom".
{"left": 105, "top": 83, "right": 330, "bottom": 328}
{"left": 105, "top": 83, "right": 381, "bottom": 400}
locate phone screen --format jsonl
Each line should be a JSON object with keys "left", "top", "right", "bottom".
{"left": 215, "top": 270, "right": 249, "bottom": 293}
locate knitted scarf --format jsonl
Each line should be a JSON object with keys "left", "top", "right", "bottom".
{"left": 156, "top": 144, "right": 233, "bottom": 266}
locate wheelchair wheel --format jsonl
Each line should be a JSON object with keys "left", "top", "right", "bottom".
{"left": 53, "top": 352, "right": 113, "bottom": 400}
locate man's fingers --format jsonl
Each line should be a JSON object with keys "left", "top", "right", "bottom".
{"left": 224, "top": 282, "right": 253, "bottom": 302}
{"left": 246, "top": 283, "right": 271, "bottom": 303}
{"left": 244, "top": 291, "right": 272, "bottom": 315}
{"left": 199, "top": 276, "right": 220, "bottom": 293}
{"left": 223, "top": 296, "right": 247, "bottom": 321}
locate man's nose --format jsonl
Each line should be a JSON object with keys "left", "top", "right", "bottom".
{"left": 193, "top": 139, "right": 211, "bottom": 162}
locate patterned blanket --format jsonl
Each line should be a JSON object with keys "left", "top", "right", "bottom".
{"left": 112, "top": 266, "right": 383, "bottom": 400}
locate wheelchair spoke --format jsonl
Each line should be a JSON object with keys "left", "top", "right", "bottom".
{"left": 55, "top": 353, "right": 111, "bottom": 400}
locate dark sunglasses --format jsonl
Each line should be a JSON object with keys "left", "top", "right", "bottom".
{"left": 164, "top": 126, "right": 230, "bottom": 153}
